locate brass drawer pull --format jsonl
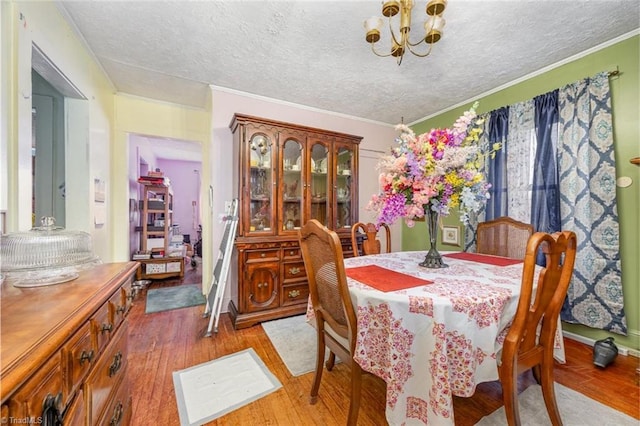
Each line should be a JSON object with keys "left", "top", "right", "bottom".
{"left": 79, "top": 349, "right": 95, "bottom": 365}
{"left": 289, "top": 250, "right": 296, "bottom": 256}
{"left": 257, "top": 282, "right": 267, "bottom": 289}
{"left": 289, "top": 267, "right": 301, "bottom": 275}
{"left": 288, "top": 289, "right": 301, "bottom": 298}
{"left": 116, "top": 304, "right": 126, "bottom": 314}
{"left": 108, "top": 351, "right": 123, "bottom": 377}
{"left": 110, "top": 401, "right": 124, "bottom": 426}
{"left": 260, "top": 252, "right": 266, "bottom": 258}
{"left": 101, "top": 323, "right": 113, "bottom": 334}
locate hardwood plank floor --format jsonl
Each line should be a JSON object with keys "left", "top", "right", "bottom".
{"left": 128, "top": 266, "right": 639, "bottom": 425}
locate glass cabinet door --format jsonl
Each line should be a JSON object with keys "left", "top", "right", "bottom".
{"left": 309, "top": 141, "right": 330, "bottom": 227}
{"left": 335, "top": 144, "right": 354, "bottom": 230}
{"left": 248, "top": 132, "right": 274, "bottom": 234}
{"left": 281, "top": 137, "right": 304, "bottom": 233}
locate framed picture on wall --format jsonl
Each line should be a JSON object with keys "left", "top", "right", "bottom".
{"left": 442, "top": 225, "right": 460, "bottom": 246}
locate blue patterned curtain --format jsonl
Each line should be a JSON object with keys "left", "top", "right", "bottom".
{"left": 485, "top": 107, "right": 509, "bottom": 220}
{"left": 464, "top": 113, "right": 491, "bottom": 252}
{"left": 531, "top": 90, "right": 561, "bottom": 235}
{"left": 557, "top": 72, "right": 627, "bottom": 334}
{"left": 506, "top": 100, "right": 535, "bottom": 223}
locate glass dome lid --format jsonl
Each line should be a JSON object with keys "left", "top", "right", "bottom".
{"left": 1, "top": 217, "right": 102, "bottom": 287}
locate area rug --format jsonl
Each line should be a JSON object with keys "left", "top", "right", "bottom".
{"left": 173, "top": 348, "right": 281, "bottom": 425}
{"left": 262, "top": 314, "right": 337, "bottom": 377}
{"left": 145, "top": 284, "right": 205, "bottom": 314}
{"left": 475, "top": 382, "right": 637, "bottom": 425}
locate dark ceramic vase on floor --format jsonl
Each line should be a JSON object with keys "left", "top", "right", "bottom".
{"left": 593, "top": 336, "right": 618, "bottom": 368}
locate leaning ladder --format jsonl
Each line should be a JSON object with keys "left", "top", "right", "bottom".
{"left": 203, "top": 199, "right": 239, "bottom": 336}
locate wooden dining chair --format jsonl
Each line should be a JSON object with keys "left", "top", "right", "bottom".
{"left": 350, "top": 222, "right": 391, "bottom": 257}
{"left": 477, "top": 216, "right": 534, "bottom": 259}
{"left": 497, "top": 230, "right": 577, "bottom": 426}
{"left": 299, "top": 219, "right": 363, "bottom": 426}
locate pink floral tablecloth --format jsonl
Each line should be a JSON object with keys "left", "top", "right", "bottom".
{"left": 341, "top": 251, "right": 565, "bottom": 426}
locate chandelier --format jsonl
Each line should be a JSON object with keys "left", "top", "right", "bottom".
{"left": 364, "top": 0, "right": 447, "bottom": 65}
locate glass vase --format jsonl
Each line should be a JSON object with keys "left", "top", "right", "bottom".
{"left": 419, "top": 209, "right": 448, "bottom": 268}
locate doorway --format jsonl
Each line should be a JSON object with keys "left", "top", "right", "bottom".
{"left": 128, "top": 134, "right": 203, "bottom": 281}
{"left": 32, "top": 70, "right": 65, "bottom": 227}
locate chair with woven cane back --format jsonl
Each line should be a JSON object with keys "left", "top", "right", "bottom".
{"left": 299, "top": 219, "right": 364, "bottom": 426}
{"left": 477, "top": 216, "right": 534, "bottom": 259}
{"left": 350, "top": 222, "right": 391, "bottom": 257}
{"left": 497, "top": 230, "right": 577, "bottom": 425}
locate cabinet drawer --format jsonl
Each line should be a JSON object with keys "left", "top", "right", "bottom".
{"left": 63, "top": 322, "right": 93, "bottom": 402}
{"left": 246, "top": 249, "right": 280, "bottom": 262}
{"left": 8, "top": 352, "right": 64, "bottom": 422}
{"left": 95, "top": 374, "right": 131, "bottom": 426}
{"left": 86, "top": 323, "right": 128, "bottom": 426}
{"left": 91, "top": 301, "right": 113, "bottom": 354}
{"left": 283, "top": 247, "right": 301, "bottom": 259}
{"left": 110, "top": 285, "right": 127, "bottom": 331}
{"left": 283, "top": 261, "right": 306, "bottom": 281}
{"left": 121, "top": 277, "right": 135, "bottom": 314}
{"left": 282, "top": 283, "right": 309, "bottom": 306}
{"left": 63, "top": 389, "right": 86, "bottom": 426}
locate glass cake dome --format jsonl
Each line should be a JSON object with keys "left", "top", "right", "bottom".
{"left": 1, "top": 217, "right": 102, "bottom": 287}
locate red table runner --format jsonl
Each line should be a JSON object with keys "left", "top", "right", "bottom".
{"left": 345, "top": 265, "right": 433, "bottom": 292}
{"left": 444, "top": 252, "right": 523, "bottom": 266}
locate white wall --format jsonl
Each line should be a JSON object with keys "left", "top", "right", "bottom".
{"left": 2, "top": 1, "right": 115, "bottom": 262}
{"left": 208, "top": 87, "right": 400, "bottom": 311}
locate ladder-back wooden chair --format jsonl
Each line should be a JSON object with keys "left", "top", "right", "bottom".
{"left": 497, "top": 231, "right": 577, "bottom": 426}
{"left": 350, "top": 222, "right": 391, "bottom": 257}
{"left": 299, "top": 219, "right": 363, "bottom": 426}
{"left": 477, "top": 216, "right": 534, "bottom": 259}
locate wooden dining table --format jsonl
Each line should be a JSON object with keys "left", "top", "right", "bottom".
{"left": 338, "top": 250, "right": 565, "bottom": 426}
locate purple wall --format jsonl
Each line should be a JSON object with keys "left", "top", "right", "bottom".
{"left": 157, "top": 159, "right": 202, "bottom": 244}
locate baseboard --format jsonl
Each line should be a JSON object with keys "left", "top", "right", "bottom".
{"left": 563, "top": 330, "right": 640, "bottom": 358}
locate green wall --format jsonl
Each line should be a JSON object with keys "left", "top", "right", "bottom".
{"left": 403, "top": 35, "right": 639, "bottom": 351}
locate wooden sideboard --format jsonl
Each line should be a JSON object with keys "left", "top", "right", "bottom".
{"left": 1, "top": 262, "right": 139, "bottom": 425}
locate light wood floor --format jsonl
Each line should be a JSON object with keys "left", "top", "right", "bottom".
{"left": 128, "top": 266, "right": 639, "bottom": 425}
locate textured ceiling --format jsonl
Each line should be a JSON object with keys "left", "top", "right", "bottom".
{"left": 58, "top": 1, "right": 640, "bottom": 125}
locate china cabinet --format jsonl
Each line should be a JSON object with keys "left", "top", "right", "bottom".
{"left": 229, "top": 114, "right": 362, "bottom": 329}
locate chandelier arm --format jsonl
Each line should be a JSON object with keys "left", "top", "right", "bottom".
{"left": 387, "top": 15, "right": 402, "bottom": 47}
{"left": 406, "top": 41, "right": 435, "bottom": 58}
{"left": 408, "top": 37, "right": 429, "bottom": 48}
{"left": 370, "top": 42, "right": 394, "bottom": 58}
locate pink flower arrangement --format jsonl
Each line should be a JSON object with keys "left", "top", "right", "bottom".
{"left": 368, "top": 102, "right": 499, "bottom": 227}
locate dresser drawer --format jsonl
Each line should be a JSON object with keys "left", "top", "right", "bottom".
{"left": 283, "top": 261, "right": 306, "bottom": 282}
{"left": 63, "top": 322, "right": 93, "bottom": 402}
{"left": 110, "top": 285, "right": 127, "bottom": 331}
{"left": 246, "top": 249, "right": 280, "bottom": 262}
{"left": 86, "top": 323, "right": 128, "bottom": 426}
{"left": 281, "top": 283, "right": 309, "bottom": 306}
{"left": 8, "top": 353, "right": 64, "bottom": 421}
{"left": 91, "top": 301, "right": 113, "bottom": 354}
{"left": 95, "top": 374, "right": 131, "bottom": 426}
{"left": 121, "top": 277, "right": 135, "bottom": 314}
{"left": 63, "top": 389, "right": 86, "bottom": 426}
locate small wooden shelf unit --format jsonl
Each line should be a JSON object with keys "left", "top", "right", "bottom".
{"left": 136, "top": 182, "right": 184, "bottom": 280}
